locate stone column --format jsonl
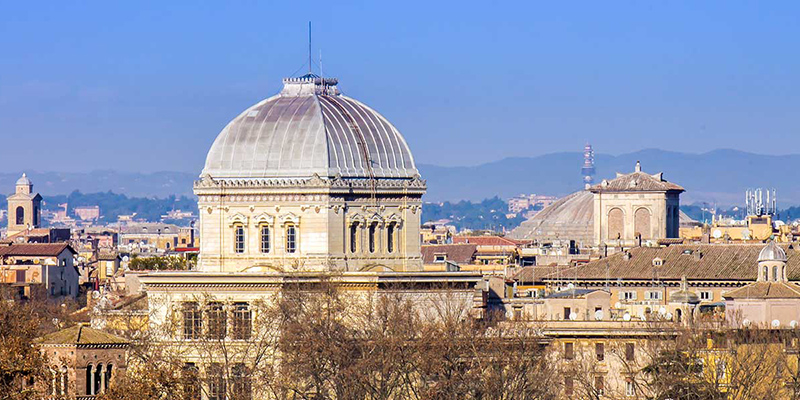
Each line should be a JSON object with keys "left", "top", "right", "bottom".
{"left": 89, "top": 365, "right": 96, "bottom": 395}
{"left": 99, "top": 364, "right": 106, "bottom": 393}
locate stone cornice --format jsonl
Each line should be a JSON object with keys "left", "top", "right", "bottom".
{"left": 193, "top": 173, "right": 426, "bottom": 195}
{"left": 139, "top": 271, "right": 483, "bottom": 290}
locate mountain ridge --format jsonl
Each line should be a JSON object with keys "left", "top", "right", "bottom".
{"left": 3, "top": 149, "right": 798, "bottom": 206}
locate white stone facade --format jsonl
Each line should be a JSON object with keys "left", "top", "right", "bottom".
{"left": 194, "top": 175, "right": 425, "bottom": 273}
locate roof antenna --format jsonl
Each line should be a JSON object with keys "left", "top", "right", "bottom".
{"left": 308, "top": 21, "right": 312, "bottom": 74}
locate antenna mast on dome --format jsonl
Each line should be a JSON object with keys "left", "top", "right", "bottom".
{"left": 308, "top": 21, "right": 313, "bottom": 74}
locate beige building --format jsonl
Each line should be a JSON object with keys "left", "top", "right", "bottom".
{"left": 510, "top": 162, "right": 690, "bottom": 255}
{"left": 136, "top": 73, "right": 485, "bottom": 394}
{"left": 0, "top": 243, "right": 79, "bottom": 299}
{"left": 6, "top": 173, "right": 42, "bottom": 238}
{"left": 195, "top": 74, "right": 424, "bottom": 274}
{"left": 118, "top": 223, "right": 182, "bottom": 253}
{"left": 724, "top": 242, "right": 800, "bottom": 328}
{"left": 590, "top": 161, "right": 684, "bottom": 248}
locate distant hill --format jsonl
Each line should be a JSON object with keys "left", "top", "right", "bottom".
{"left": 0, "top": 171, "right": 196, "bottom": 198}
{"left": 4, "top": 149, "right": 799, "bottom": 206}
{"left": 419, "top": 149, "right": 800, "bottom": 206}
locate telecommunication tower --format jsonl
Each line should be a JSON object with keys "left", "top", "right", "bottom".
{"left": 745, "top": 188, "right": 777, "bottom": 217}
{"left": 581, "top": 143, "right": 596, "bottom": 188}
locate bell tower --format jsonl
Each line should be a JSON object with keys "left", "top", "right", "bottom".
{"left": 7, "top": 173, "right": 42, "bottom": 237}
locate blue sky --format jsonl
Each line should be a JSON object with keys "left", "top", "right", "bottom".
{"left": 0, "top": 1, "right": 798, "bottom": 173}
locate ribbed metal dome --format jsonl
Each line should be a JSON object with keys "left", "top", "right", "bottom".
{"left": 202, "top": 74, "right": 418, "bottom": 180}
{"left": 758, "top": 241, "right": 787, "bottom": 263}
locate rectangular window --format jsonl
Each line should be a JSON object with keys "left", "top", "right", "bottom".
{"left": 286, "top": 225, "right": 297, "bottom": 253}
{"left": 181, "top": 363, "right": 200, "bottom": 400}
{"left": 564, "top": 342, "right": 574, "bottom": 360}
{"left": 206, "top": 302, "right": 227, "bottom": 340}
{"left": 625, "top": 378, "right": 635, "bottom": 396}
{"left": 645, "top": 291, "right": 662, "bottom": 300}
{"left": 207, "top": 363, "right": 225, "bottom": 400}
{"left": 622, "top": 291, "right": 637, "bottom": 301}
{"left": 700, "top": 291, "right": 713, "bottom": 301}
{"left": 595, "top": 376, "right": 604, "bottom": 395}
{"left": 16, "top": 270, "right": 25, "bottom": 283}
{"left": 563, "top": 307, "right": 571, "bottom": 320}
{"left": 596, "top": 342, "right": 605, "bottom": 361}
{"left": 232, "top": 302, "right": 252, "bottom": 340}
{"left": 434, "top": 254, "right": 446, "bottom": 263}
{"left": 234, "top": 225, "right": 245, "bottom": 254}
{"left": 182, "top": 302, "right": 201, "bottom": 340}
{"left": 260, "top": 225, "right": 270, "bottom": 253}
{"left": 387, "top": 223, "right": 395, "bottom": 253}
{"left": 716, "top": 360, "right": 726, "bottom": 380}
{"left": 232, "top": 364, "right": 252, "bottom": 400}
{"left": 564, "top": 377, "right": 573, "bottom": 396}
{"left": 625, "top": 343, "right": 635, "bottom": 361}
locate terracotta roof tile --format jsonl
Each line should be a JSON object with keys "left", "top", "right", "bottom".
{"left": 453, "top": 236, "right": 519, "bottom": 246}
{"left": 723, "top": 281, "right": 800, "bottom": 299}
{"left": 540, "top": 244, "right": 798, "bottom": 282}
{"left": 0, "top": 243, "right": 75, "bottom": 257}
{"left": 589, "top": 171, "right": 684, "bottom": 193}
{"left": 421, "top": 244, "right": 477, "bottom": 264}
{"left": 37, "top": 324, "right": 128, "bottom": 345}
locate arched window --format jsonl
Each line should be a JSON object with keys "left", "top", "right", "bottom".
{"left": 94, "top": 363, "right": 102, "bottom": 395}
{"left": 104, "top": 364, "right": 112, "bottom": 391}
{"left": 608, "top": 208, "right": 624, "bottom": 240}
{"left": 86, "top": 364, "right": 93, "bottom": 395}
{"left": 286, "top": 224, "right": 297, "bottom": 253}
{"left": 233, "top": 224, "right": 245, "bottom": 254}
{"left": 368, "top": 223, "right": 377, "bottom": 253}
{"left": 387, "top": 223, "right": 396, "bottom": 253}
{"left": 350, "top": 222, "right": 359, "bottom": 253}
{"left": 773, "top": 265, "right": 779, "bottom": 282}
{"left": 260, "top": 225, "right": 270, "bottom": 253}
{"left": 15, "top": 206, "right": 24, "bottom": 225}
{"left": 634, "top": 208, "right": 651, "bottom": 239}
{"left": 763, "top": 266, "right": 768, "bottom": 281}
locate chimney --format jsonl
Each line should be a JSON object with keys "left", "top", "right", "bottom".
{"left": 694, "top": 250, "right": 703, "bottom": 261}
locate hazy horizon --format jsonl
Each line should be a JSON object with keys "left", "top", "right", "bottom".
{"left": 1, "top": 2, "right": 799, "bottom": 173}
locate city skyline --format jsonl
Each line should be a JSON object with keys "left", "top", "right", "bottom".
{"left": 1, "top": 1, "right": 799, "bottom": 173}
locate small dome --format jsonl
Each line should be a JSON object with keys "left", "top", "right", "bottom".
{"left": 669, "top": 289, "right": 700, "bottom": 304}
{"left": 16, "top": 173, "right": 31, "bottom": 186}
{"left": 758, "top": 241, "right": 787, "bottom": 263}
{"left": 202, "top": 74, "right": 418, "bottom": 180}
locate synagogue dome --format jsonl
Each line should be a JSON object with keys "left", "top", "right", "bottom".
{"left": 202, "top": 74, "right": 418, "bottom": 180}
